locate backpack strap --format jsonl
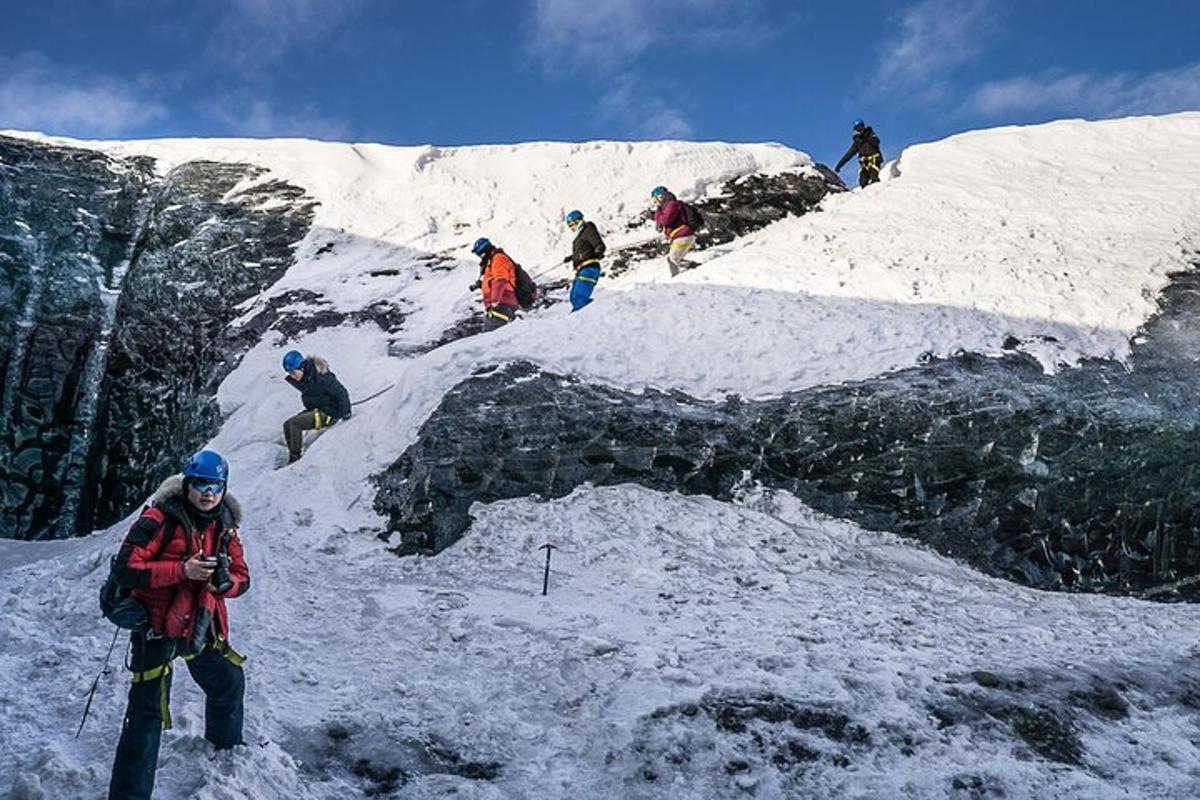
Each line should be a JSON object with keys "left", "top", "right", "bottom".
{"left": 138, "top": 506, "right": 185, "bottom": 559}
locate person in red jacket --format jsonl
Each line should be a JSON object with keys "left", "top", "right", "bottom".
{"left": 471, "top": 237, "right": 520, "bottom": 330}
{"left": 108, "top": 449, "right": 250, "bottom": 800}
{"left": 650, "top": 186, "right": 695, "bottom": 277}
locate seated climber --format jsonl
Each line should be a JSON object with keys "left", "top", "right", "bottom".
{"left": 281, "top": 350, "right": 351, "bottom": 463}
{"left": 561, "top": 209, "right": 605, "bottom": 311}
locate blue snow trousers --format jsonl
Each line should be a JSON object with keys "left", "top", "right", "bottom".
{"left": 108, "top": 633, "right": 245, "bottom": 800}
{"left": 569, "top": 264, "right": 601, "bottom": 311}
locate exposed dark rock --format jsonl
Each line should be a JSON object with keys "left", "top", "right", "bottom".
{"left": 1069, "top": 681, "right": 1130, "bottom": 720}
{"left": 631, "top": 691, "right": 868, "bottom": 792}
{"left": 1008, "top": 705, "right": 1082, "bottom": 764}
{"left": 84, "top": 160, "right": 316, "bottom": 530}
{"left": 374, "top": 261, "right": 1200, "bottom": 597}
{"left": 0, "top": 135, "right": 156, "bottom": 539}
{"left": 288, "top": 720, "right": 500, "bottom": 796}
{"left": 234, "top": 289, "right": 408, "bottom": 344}
{"left": 971, "top": 671, "right": 1003, "bottom": 688}
{"left": 0, "top": 135, "right": 316, "bottom": 539}
{"left": 607, "top": 168, "right": 841, "bottom": 278}
{"left": 950, "top": 773, "right": 1005, "bottom": 798}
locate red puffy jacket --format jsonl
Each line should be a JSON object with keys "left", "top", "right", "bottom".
{"left": 481, "top": 249, "right": 519, "bottom": 309}
{"left": 113, "top": 476, "right": 250, "bottom": 643}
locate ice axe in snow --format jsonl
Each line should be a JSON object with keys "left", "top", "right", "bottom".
{"left": 539, "top": 543, "right": 557, "bottom": 596}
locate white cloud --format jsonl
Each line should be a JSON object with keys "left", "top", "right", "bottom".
{"left": 202, "top": 95, "right": 351, "bottom": 140}
{"left": 965, "top": 62, "right": 1200, "bottom": 119}
{"left": 599, "top": 75, "right": 694, "bottom": 140}
{"left": 874, "top": 0, "right": 993, "bottom": 97}
{"left": 0, "top": 53, "right": 167, "bottom": 137}
{"left": 527, "top": 0, "right": 773, "bottom": 75}
{"left": 211, "top": 0, "right": 366, "bottom": 75}
{"left": 527, "top": 0, "right": 779, "bottom": 138}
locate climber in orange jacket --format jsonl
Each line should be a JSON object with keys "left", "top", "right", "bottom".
{"left": 471, "top": 237, "right": 520, "bottom": 330}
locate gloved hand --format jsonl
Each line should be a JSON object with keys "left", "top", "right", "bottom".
{"left": 562, "top": 254, "right": 572, "bottom": 263}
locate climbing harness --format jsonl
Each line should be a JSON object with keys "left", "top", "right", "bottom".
{"left": 129, "top": 637, "right": 246, "bottom": 730}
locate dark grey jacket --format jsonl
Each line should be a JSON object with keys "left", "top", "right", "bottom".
{"left": 286, "top": 358, "right": 351, "bottom": 420}
{"left": 570, "top": 221, "right": 606, "bottom": 268}
{"left": 836, "top": 127, "right": 882, "bottom": 171}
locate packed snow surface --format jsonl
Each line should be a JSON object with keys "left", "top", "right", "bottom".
{"left": 3, "top": 114, "right": 1200, "bottom": 798}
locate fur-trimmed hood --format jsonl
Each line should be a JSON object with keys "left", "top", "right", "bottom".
{"left": 149, "top": 474, "right": 243, "bottom": 527}
{"left": 309, "top": 355, "right": 330, "bottom": 374}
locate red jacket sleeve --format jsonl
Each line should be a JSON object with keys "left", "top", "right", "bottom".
{"left": 115, "top": 512, "right": 186, "bottom": 589}
{"left": 223, "top": 532, "right": 251, "bottom": 598}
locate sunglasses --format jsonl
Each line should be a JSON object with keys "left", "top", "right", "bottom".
{"left": 191, "top": 480, "right": 226, "bottom": 495}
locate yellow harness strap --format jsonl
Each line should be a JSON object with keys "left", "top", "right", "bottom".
{"left": 212, "top": 638, "right": 247, "bottom": 666}
{"left": 576, "top": 258, "right": 601, "bottom": 269}
{"left": 130, "top": 640, "right": 245, "bottom": 730}
{"left": 860, "top": 152, "right": 882, "bottom": 172}
{"left": 486, "top": 308, "right": 512, "bottom": 322}
{"left": 574, "top": 273, "right": 599, "bottom": 285}
{"left": 131, "top": 661, "right": 174, "bottom": 729}
{"left": 667, "top": 224, "right": 688, "bottom": 239}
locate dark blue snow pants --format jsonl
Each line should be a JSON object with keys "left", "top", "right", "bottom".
{"left": 108, "top": 633, "right": 245, "bottom": 800}
{"left": 569, "top": 264, "right": 601, "bottom": 311}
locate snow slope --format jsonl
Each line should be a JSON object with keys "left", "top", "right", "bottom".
{"left": 3, "top": 114, "right": 1200, "bottom": 799}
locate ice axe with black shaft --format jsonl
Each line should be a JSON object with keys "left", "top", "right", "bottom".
{"left": 539, "top": 543, "right": 557, "bottom": 596}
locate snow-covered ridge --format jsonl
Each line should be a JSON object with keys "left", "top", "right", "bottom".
{"left": 5, "top": 131, "right": 813, "bottom": 269}
{"left": 16, "top": 113, "right": 1199, "bottom": 397}
{"left": 4, "top": 115, "right": 1200, "bottom": 798}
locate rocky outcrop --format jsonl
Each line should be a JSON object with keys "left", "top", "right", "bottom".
{"left": 375, "top": 262, "right": 1200, "bottom": 597}
{"left": 0, "top": 137, "right": 315, "bottom": 539}
{"left": 83, "top": 160, "right": 315, "bottom": 530}
{"left": 0, "top": 137, "right": 156, "bottom": 539}
{"left": 606, "top": 168, "right": 842, "bottom": 278}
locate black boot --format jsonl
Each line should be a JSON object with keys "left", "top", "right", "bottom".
{"left": 287, "top": 452, "right": 301, "bottom": 464}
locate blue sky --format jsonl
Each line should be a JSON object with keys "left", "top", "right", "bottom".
{"left": 1, "top": 0, "right": 1198, "bottom": 167}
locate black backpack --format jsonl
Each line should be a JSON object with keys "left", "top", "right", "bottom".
{"left": 99, "top": 566, "right": 149, "bottom": 630}
{"left": 683, "top": 202, "right": 705, "bottom": 231}
{"left": 513, "top": 262, "right": 539, "bottom": 309}
{"left": 99, "top": 513, "right": 178, "bottom": 630}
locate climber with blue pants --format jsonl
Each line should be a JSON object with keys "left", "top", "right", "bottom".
{"left": 561, "top": 209, "right": 605, "bottom": 311}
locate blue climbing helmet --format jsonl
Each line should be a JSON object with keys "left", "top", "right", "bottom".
{"left": 650, "top": 185, "right": 668, "bottom": 200}
{"left": 184, "top": 449, "right": 229, "bottom": 484}
{"left": 853, "top": 118, "right": 865, "bottom": 130}
{"left": 282, "top": 350, "right": 304, "bottom": 372}
{"left": 471, "top": 237, "right": 493, "bottom": 256}
{"left": 565, "top": 209, "right": 584, "bottom": 226}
